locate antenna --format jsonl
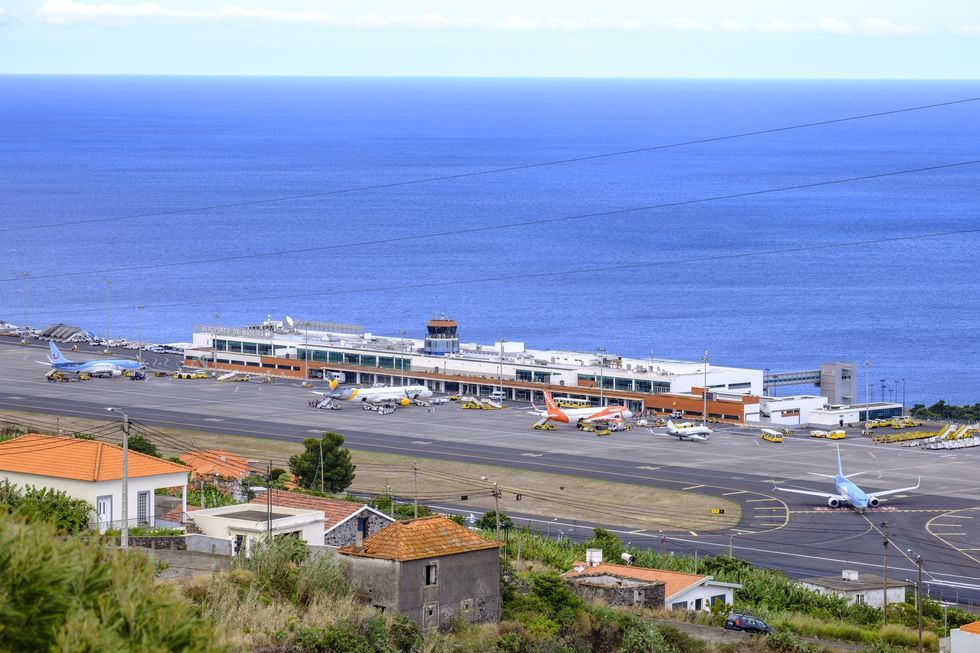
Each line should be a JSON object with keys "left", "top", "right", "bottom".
{"left": 285, "top": 315, "right": 295, "bottom": 328}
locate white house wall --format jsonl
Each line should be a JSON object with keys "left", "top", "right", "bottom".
{"left": 667, "top": 584, "right": 735, "bottom": 611}
{"left": 0, "top": 470, "right": 188, "bottom": 528}
{"left": 951, "top": 629, "right": 980, "bottom": 653}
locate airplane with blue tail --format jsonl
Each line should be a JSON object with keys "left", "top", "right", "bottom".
{"left": 45, "top": 341, "right": 143, "bottom": 377}
{"left": 775, "top": 445, "right": 920, "bottom": 512}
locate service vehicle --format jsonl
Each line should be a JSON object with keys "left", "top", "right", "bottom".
{"left": 761, "top": 430, "right": 784, "bottom": 443}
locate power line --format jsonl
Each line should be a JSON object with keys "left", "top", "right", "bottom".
{"left": 8, "top": 158, "right": 979, "bottom": 286}
{"left": 4, "top": 95, "right": 977, "bottom": 237}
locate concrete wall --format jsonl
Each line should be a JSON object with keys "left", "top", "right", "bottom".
{"left": 324, "top": 511, "right": 392, "bottom": 547}
{"left": 0, "top": 470, "right": 187, "bottom": 529}
{"left": 185, "top": 534, "right": 234, "bottom": 556}
{"left": 952, "top": 629, "right": 980, "bottom": 653}
{"left": 344, "top": 555, "right": 401, "bottom": 611}
{"left": 799, "top": 583, "right": 907, "bottom": 609}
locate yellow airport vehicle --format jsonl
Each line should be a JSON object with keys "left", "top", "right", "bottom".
{"left": 532, "top": 421, "right": 557, "bottom": 431}
{"left": 229, "top": 375, "right": 250, "bottom": 382}
{"left": 761, "top": 430, "right": 784, "bottom": 443}
{"left": 153, "top": 371, "right": 169, "bottom": 377}
{"left": 827, "top": 430, "right": 846, "bottom": 440}
{"left": 461, "top": 400, "right": 484, "bottom": 410}
{"left": 448, "top": 394, "right": 461, "bottom": 402}
{"left": 809, "top": 430, "right": 829, "bottom": 438}
{"left": 173, "top": 371, "right": 208, "bottom": 380}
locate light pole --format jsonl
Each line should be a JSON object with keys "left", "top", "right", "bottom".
{"left": 106, "top": 407, "right": 129, "bottom": 549}
{"left": 20, "top": 272, "right": 29, "bottom": 344}
{"left": 902, "top": 378, "right": 906, "bottom": 410}
{"left": 399, "top": 329, "right": 406, "bottom": 387}
{"left": 482, "top": 475, "right": 501, "bottom": 540}
{"left": 136, "top": 305, "right": 144, "bottom": 365}
{"left": 881, "top": 521, "right": 890, "bottom": 621}
{"left": 863, "top": 360, "right": 872, "bottom": 423}
{"left": 211, "top": 313, "right": 220, "bottom": 371}
{"left": 596, "top": 345, "right": 606, "bottom": 407}
{"left": 880, "top": 378, "right": 886, "bottom": 404}
{"left": 701, "top": 351, "right": 709, "bottom": 426}
{"left": 103, "top": 278, "right": 112, "bottom": 353}
{"left": 498, "top": 338, "right": 506, "bottom": 399}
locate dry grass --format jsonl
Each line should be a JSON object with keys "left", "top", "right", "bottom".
{"left": 0, "top": 408, "right": 740, "bottom": 531}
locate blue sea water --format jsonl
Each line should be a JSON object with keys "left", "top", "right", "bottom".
{"left": 1, "top": 76, "right": 978, "bottom": 404}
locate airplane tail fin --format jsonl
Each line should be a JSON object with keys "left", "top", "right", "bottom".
{"left": 327, "top": 378, "right": 339, "bottom": 391}
{"left": 48, "top": 341, "right": 70, "bottom": 364}
{"left": 667, "top": 419, "right": 676, "bottom": 431}
{"left": 542, "top": 391, "right": 559, "bottom": 414}
{"left": 836, "top": 445, "right": 844, "bottom": 477}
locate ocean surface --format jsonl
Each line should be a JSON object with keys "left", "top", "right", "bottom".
{"left": 1, "top": 76, "right": 978, "bottom": 405}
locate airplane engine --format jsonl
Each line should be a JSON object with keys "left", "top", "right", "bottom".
{"left": 399, "top": 398, "right": 411, "bottom": 407}
{"left": 827, "top": 497, "right": 841, "bottom": 508}
{"left": 867, "top": 496, "right": 880, "bottom": 508}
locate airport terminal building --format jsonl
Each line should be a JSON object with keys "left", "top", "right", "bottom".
{"left": 183, "top": 317, "right": 765, "bottom": 420}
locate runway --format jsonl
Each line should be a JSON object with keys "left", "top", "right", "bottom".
{"left": 2, "top": 341, "right": 978, "bottom": 603}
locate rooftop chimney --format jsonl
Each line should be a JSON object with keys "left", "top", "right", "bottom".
{"left": 585, "top": 548, "right": 602, "bottom": 567}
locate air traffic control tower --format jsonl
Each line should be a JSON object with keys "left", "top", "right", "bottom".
{"left": 423, "top": 317, "right": 459, "bottom": 356}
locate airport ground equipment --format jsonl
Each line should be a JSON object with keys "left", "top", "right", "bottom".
{"left": 173, "top": 371, "right": 208, "bottom": 379}
{"left": 873, "top": 426, "right": 947, "bottom": 445}
{"left": 532, "top": 421, "right": 557, "bottom": 431}
{"left": 761, "top": 431, "right": 784, "bottom": 443}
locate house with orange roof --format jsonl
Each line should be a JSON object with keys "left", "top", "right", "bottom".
{"left": 248, "top": 489, "right": 393, "bottom": 547}
{"left": 563, "top": 550, "right": 740, "bottom": 611}
{"left": 951, "top": 620, "right": 980, "bottom": 653}
{"left": 179, "top": 449, "right": 254, "bottom": 480}
{"left": 0, "top": 434, "right": 191, "bottom": 533}
{"left": 339, "top": 515, "right": 501, "bottom": 628}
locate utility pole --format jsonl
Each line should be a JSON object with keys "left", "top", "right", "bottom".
{"left": 106, "top": 408, "right": 129, "bottom": 549}
{"left": 702, "top": 350, "right": 709, "bottom": 426}
{"left": 881, "top": 521, "right": 890, "bottom": 621}
{"left": 267, "top": 461, "right": 273, "bottom": 540}
{"left": 660, "top": 531, "right": 666, "bottom": 555}
{"left": 493, "top": 482, "right": 501, "bottom": 541}
{"left": 597, "top": 345, "right": 606, "bottom": 407}
{"left": 902, "top": 378, "right": 907, "bottom": 410}
{"left": 319, "top": 440, "right": 324, "bottom": 493}
{"left": 386, "top": 483, "right": 393, "bottom": 518}
{"left": 413, "top": 462, "right": 419, "bottom": 519}
{"left": 211, "top": 313, "right": 220, "bottom": 370}
{"left": 729, "top": 534, "right": 734, "bottom": 557}
{"left": 498, "top": 338, "right": 506, "bottom": 399}
{"left": 914, "top": 551, "right": 924, "bottom": 653}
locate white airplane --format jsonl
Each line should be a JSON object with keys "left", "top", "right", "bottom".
{"left": 650, "top": 419, "right": 713, "bottom": 441}
{"left": 313, "top": 379, "right": 432, "bottom": 409}
{"left": 529, "top": 391, "right": 632, "bottom": 429}
{"left": 775, "top": 445, "right": 920, "bottom": 512}
{"left": 43, "top": 341, "right": 143, "bottom": 377}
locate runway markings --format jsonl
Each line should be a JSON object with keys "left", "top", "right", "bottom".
{"left": 203, "top": 418, "right": 224, "bottom": 422}
{"left": 636, "top": 466, "right": 661, "bottom": 470}
{"left": 943, "top": 514, "right": 974, "bottom": 519}
{"left": 521, "top": 453, "right": 544, "bottom": 458}
{"left": 756, "top": 507, "right": 784, "bottom": 511}
{"left": 411, "top": 440, "right": 432, "bottom": 445}
{"left": 931, "top": 532, "right": 967, "bottom": 536}
{"left": 689, "top": 531, "right": 698, "bottom": 536}
{"left": 629, "top": 529, "right": 648, "bottom": 535}
{"left": 723, "top": 490, "right": 748, "bottom": 496}
{"left": 683, "top": 484, "right": 705, "bottom": 490}
{"left": 925, "top": 507, "right": 980, "bottom": 567}
{"left": 746, "top": 498, "right": 776, "bottom": 503}
{"left": 7, "top": 396, "right": 23, "bottom": 400}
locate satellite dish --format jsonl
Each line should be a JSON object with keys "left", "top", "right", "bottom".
{"left": 285, "top": 315, "right": 295, "bottom": 328}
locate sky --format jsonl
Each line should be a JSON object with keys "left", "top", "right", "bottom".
{"left": 1, "top": 1, "right": 979, "bottom": 78}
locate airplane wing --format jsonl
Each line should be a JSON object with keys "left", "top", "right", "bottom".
{"left": 774, "top": 486, "right": 844, "bottom": 501}
{"left": 867, "top": 478, "right": 920, "bottom": 498}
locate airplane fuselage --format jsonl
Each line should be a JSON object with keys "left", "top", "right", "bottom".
{"left": 835, "top": 475, "right": 871, "bottom": 511}
{"left": 342, "top": 385, "right": 432, "bottom": 402}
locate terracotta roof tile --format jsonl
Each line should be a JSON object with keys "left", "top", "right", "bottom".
{"left": 158, "top": 503, "right": 198, "bottom": 524}
{"left": 565, "top": 562, "right": 706, "bottom": 599}
{"left": 0, "top": 434, "right": 190, "bottom": 482}
{"left": 961, "top": 621, "right": 980, "bottom": 635}
{"left": 180, "top": 450, "right": 253, "bottom": 479}
{"left": 249, "top": 490, "right": 383, "bottom": 530}
{"left": 339, "top": 515, "right": 499, "bottom": 561}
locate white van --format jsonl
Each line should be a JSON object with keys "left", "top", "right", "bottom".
{"left": 488, "top": 390, "right": 507, "bottom": 401}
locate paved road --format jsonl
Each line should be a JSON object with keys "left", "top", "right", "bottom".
{"left": 0, "top": 342, "right": 977, "bottom": 603}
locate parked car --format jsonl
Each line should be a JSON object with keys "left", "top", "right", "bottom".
{"left": 725, "top": 613, "right": 774, "bottom": 635}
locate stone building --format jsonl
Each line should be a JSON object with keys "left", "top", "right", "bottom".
{"left": 339, "top": 516, "right": 501, "bottom": 628}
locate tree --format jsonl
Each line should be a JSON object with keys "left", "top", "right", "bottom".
{"left": 127, "top": 433, "right": 161, "bottom": 458}
{"left": 288, "top": 432, "right": 355, "bottom": 492}
{"left": 476, "top": 510, "right": 513, "bottom": 531}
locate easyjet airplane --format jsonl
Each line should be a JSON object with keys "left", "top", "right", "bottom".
{"left": 529, "top": 390, "right": 632, "bottom": 429}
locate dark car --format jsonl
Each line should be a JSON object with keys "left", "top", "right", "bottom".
{"left": 725, "top": 613, "right": 774, "bottom": 634}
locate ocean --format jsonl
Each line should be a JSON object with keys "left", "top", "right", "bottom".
{"left": 1, "top": 76, "right": 978, "bottom": 404}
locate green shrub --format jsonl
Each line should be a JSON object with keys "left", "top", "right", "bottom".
{"left": 0, "top": 482, "right": 93, "bottom": 534}
{"left": 476, "top": 510, "right": 514, "bottom": 531}
{"left": 322, "top": 620, "right": 374, "bottom": 653}
{"left": 0, "top": 513, "right": 221, "bottom": 652}
{"left": 620, "top": 621, "right": 672, "bottom": 653}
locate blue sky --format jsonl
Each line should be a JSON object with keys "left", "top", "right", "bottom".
{"left": 2, "top": 0, "right": 979, "bottom": 77}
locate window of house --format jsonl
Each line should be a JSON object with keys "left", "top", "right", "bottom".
{"left": 855, "top": 593, "right": 865, "bottom": 604}
{"left": 694, "top": 598, "right": 702, "bottom": 610}
{"left": 671, "top": 601, "right": 688, "bottom": 610}
{"left": 137, "top": 491, "right": 150, "bottom": 525}
{"left": 425, "top": 563, "right": 438, "bottom": 586}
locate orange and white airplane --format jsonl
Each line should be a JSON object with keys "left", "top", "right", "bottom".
{"left": 529, "top": 391, "right": 632, "bottom": 429}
